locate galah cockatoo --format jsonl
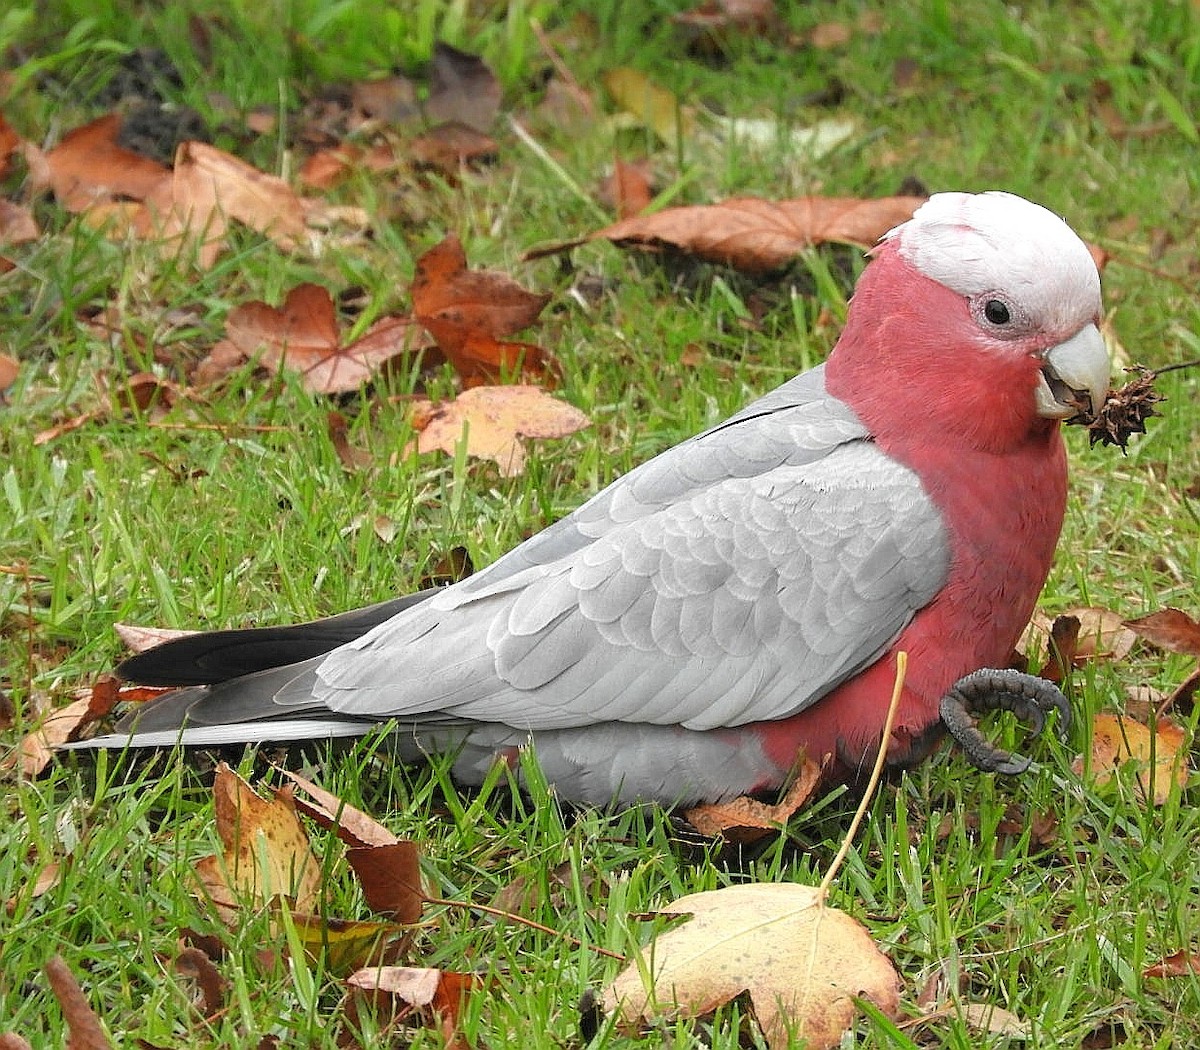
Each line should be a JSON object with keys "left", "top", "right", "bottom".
{"left": 75, "top": 191, "right": 1109, "bottom": 805}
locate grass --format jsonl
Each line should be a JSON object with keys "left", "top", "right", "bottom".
{"left": 2, "top": 0, "right": 1200, "bottom": 1046}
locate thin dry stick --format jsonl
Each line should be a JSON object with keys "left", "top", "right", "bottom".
{"left": 424, "top": 894, "right": 625, "bottom": 961}
{"left": 818, "top": 650, "right": 907, "bottom": 897}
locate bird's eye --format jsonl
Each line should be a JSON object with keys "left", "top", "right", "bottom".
{"left": 984, "top": 299, "right": 1011, "bottom": 325}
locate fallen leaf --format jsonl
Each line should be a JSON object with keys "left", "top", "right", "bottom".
{"left": 194, "top": 763, "right": 321, "bottom": 919}
{"left": 673, "top": 0, "right": 778, "bottom": 37}
{"left": 603, "top": 67, "right": 694, "bottom": 144}
{"left": 43, "top": 956, "right": 114, "bottom": 1050}
{"left": 346, "top": 841, "right": 425, "bottom": 922}
{"left": 683, "top": 756, "right": 824, "bottom": 841}
{"left": 224, "top": 284, "right": 418, "bottom": 394}
{"left": 1025, "top": 607, "right": 1136, "bottom": 664}
{"left": 604, "top": 882, "right": 901, "bottom": 1050}
{"left": 27, "top": 114, "right": 169, "bottom": 212}
{"left": 1072, "top": 712, "right": 1189, "bottom": 805}
{"left": 601, "top": 157, "right": 654, "bottom": 218}
{"left": 8, "top": 675, "right": 125, "bottom": 776}
{"left": 327, "top": 410, "right": 372, "bottom": 471}
{"left": 1144, "top": 950, "right": 1200, "bottom": 978}
{"left": 1124, "top": 608, "right": 1200, "bottom": 657}
{"left": 272, "top": 766, "right": 400, "bottom": 848}
{"left": 411, "top": 122, "right": 498, "bottom": 176}
{"left": 0, "top": 353, "right": 18, "bottom": 394}
{"left": 347, "top": 966, "right": 480, "bottom": 1050}
{"left": 0, "top": 199, "right": 39, "bottom": 246}
{"left": 529, "top": 195, "right": 926, "bottom": 273}
{"left": 959, "top": 1002, "right": 1031, "bottom": 1038}
{"left": 408, "top": 385, "right": 590, "bottom": 476}
{"left": 411, "top": 235, "right": 555, "bottom": 384}
{"left": 174, "top": 946, "right": 227, "bottom": 1020}
{"left": 5, "top": 861, "right": 60, "bottom": 915}
{"left": 425, "top": 42, "right": 501, "bottom": 132}
{"left": 288, "top": 911, "right": 407, "bottom": 975}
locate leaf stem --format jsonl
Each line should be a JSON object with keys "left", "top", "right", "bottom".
{"left": 818, "top": 651, "right": 907, "bottom": 897}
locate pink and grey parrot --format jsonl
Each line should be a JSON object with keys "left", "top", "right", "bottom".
{"left": 75, "top": 191, "right": 1109, "bottom": 806}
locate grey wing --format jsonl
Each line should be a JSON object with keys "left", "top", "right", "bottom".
{"left": 309, "top": 384, "right": 951, "bottom": 731}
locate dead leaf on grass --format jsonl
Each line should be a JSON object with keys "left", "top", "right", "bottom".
{"left": 26, "top": 114, "right": 170, "bottom": 212}
{"left": 1124, "top": 608, "right": 1200, "bottom": 657}
{"left": 1144, "top": 950, "right": 1200, "bottom": 978}
{"left": 346, "top": 966, "right": 481, "bottom": 1050}
{"left": 408, "top": 385, "right": 590, "bottom": 476}
{"left": 43, "top": 956, "right": 113, "bottom": 1050}
{"left": 114, "top": 622, "right": 199, "bottom": 654}
{"left": 528, "top": 195, "right": 927, "bottom": 272}
{"left": 425, "top": 42, "right": 502, "bottom": 132}
{"left": 0, "top": 352, "right": 18, "bottom": 395}
{"left": 1071, "top": 712, "right": 1189, "bottom": 805}
{"left": 683, "top": 755, "right": 824, "bottom": 841}
{"left": 194, "top": 763, "right": 321, "bottom": 920}
{"left": 604, "top": 882, "right": 901, "bottom": 1050}
{"left": 224, "top": 283, "right": 419, "bottom": 394}
{"left": 411, "top": 234, "right": 556, "bottom": 385}
{"left": 8, "top": 674, "right": 125, "bottom": 776}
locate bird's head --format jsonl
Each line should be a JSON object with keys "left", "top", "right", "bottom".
{"left": 826, "top": 191, "right": 1110, "bottom": 452}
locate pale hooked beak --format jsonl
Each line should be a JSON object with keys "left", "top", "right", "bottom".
{"left": 1034, "top": 324, "right": 1110, "bottom": 420}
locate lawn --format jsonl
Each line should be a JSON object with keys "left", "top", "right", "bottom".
{"left": 2, "top": 1, "right": 1200, "bottom": 1047}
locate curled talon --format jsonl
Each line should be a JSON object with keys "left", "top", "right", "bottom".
{"left": 940, "top": 669, "right": 1071, "bottom": 775}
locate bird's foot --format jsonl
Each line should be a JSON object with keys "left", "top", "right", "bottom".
{"left": 939, "top": 669, "right": 1070, "bottom": 775}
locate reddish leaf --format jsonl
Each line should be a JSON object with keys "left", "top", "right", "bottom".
{"left": 589, "top": 195, "right": 927, "bottom": 272}
{"left": 1145, "top": 950, "right": 1200, "bottom": 978}
{"left": 224, "top": 284, "right": 419, "bottom": 394}
{"left": 346, "top": 841, "right": 425, "bottom": 923}
{"left": 0, "top": 352, "right": 18, "bottom": 395}
{"left": 411, "top": 122, "right": 498, "bottom": 177}
{"left": 683, "top": 756, "right": 824, "bottom": 842}
{"left": 347, "top": 966, "right": 481, "bottom": 1050}
{"left": 1124, "top": 608, "right": 1200, "bottom": 657}
{"left": 43, "top": 956, "right": 113, "bottom": 1050}
{"left": 273, "top": 766, "right": 400, "bottom": 848}
{"left": 411, "top": 235, "right": 554, "bottom": 384}
{"left": 601, "top": 157, "right": 654, "bottom": 219}
{"left": 27, "top": 114, "right": 169, "bottom": 212}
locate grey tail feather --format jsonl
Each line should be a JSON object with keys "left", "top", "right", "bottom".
{"left": 62, "top": 718, "right": 379, "bottom": 750}
{"left": 116, "top": 591, "right": 435, "bottom": 686}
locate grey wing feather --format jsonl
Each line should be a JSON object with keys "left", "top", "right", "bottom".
{"left": 309, "top": 364, "right": 951, "bottom": 731}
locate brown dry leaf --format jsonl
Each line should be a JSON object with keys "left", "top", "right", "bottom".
{"left": 174, "top": 946, "right": 227, "bottom": 1020}
{"left": 411, "top": 235, "right": 555, "bottom": 384}
{"left": 5, "top": 861, "right": 60, "bottom": 916}
{"left": 135, "top": 140, "right": 306, "bottom": 267}
{"left": 327, "top": 410, "right": 372, "bottom": 471}
{"left": 0, "top": 111, "right": 19, "bottom": 179}
{"left": 1025, "top": 607, "right": 1136, "bottom": 664}
{"left": 0, "top": 352, "right": 18, "bottom": 394}
{"left": 411, "top": 122, "right": 498, "bottom": 176}
{"left": 347, "top": 966, "right": 481, "bottom": 1050}
{"left": 1124, "top": 608, "right": 1200, "bottom": 657}
{"left": 409, "top": 385, "right": 590, "bottom": 477}
{"left": 224, "top": 284, "right": 418, "bottom": 394}
{"left": 425, "top": 42, "right": 501, "bottom": 132}
{"left": 534, "top": 195, "right": 926, "bottom": 273}
{"left": 9, "top": 675, "right": 124, "bottom": 776}
{"left": 673, "top": 0, "right": 778, "bottom": 35}
{"left": 604, "top": 883, "right": 901, "bottom": 1050}
{"left": 346, "top": 841, "right": 425, "bottom": 923}
{"left": 0, "top": 199, "right": 39, "bottom": 245}
{"left": 1071, "top": 712, "right": 1189, "bottom": 805}
{"left": 601, "top": 157, "right": 654, "bottom": 219}
{"left": 683, "top": 756, "right": 824, "bottom": 841}
{"left": 1144, "top": 950, "right": 1200, "bottom": 978}
{"left": 809, "top": 21, "right": 854, "bottom": 48}
{"left": 43, "top": 956, "right": 114, "bottom": 1050}
{"left": 27, "top": 114, "right": 170, "bottom": 212}
{"left": 194, "top": 763, "right": 321, "bottom": 920}
{"left": 273, "top": 767, "right": 399, "bottom": 848}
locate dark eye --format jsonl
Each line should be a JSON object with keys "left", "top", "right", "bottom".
{"left": 984, "top": 299, "right": 1011, "bottom": 325}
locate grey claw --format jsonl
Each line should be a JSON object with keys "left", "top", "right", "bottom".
{"left": 939, "top": 669, "right": 1071, "bottom": 775}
